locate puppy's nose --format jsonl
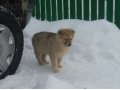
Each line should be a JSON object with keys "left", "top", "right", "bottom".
{"left": 68, "top": 43, "right": 71, "bottom": 46}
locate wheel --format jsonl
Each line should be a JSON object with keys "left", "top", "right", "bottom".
{"left": 0, "top": 7, "right": 23, "bottom": 79}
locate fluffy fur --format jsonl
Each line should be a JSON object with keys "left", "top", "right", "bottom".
{"left": 32, "top": 28, "right": 75, "bottom": 73}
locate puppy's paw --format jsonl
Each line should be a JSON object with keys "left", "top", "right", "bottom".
{"left": 38, "top": 61, "right": 45, "bottom": 65}
{"left": 53, "top": 68, "right": 59, "bottom": 73}
{"left": 58, "top": 65, "right": 63, "bottom": 68}
{"left": 44, "top": 61, "right": 49, "bottom": 64}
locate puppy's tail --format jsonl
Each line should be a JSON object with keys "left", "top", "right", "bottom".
{"left": 32, "top": 34, "right": 35, "bottom": 45}
{"left": 32, "top": 34, "right": 40, "bottom": 61}
{"left": 32, "top": 34, "right": 37, "bottom": 49}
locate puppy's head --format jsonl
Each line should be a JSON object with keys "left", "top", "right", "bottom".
{"left": 57, "top": 28, "right": 75, "bottom": 47}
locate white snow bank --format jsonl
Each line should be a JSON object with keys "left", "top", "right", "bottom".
{"left": 1, "top": 18, "right": 120, "bottom": 89}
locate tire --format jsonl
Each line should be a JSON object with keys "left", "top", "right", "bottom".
{"left": 0, "top": 7, "right": 23, "bottom": 79}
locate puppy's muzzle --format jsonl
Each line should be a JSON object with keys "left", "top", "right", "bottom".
{"left": 65, "top": 42, "right": 72, "bottom": 47}
{"left": 64, "top": 39, "right": 72, "bottom": 47}
{"left": 65, "top": 43, "right": 71, "bottom": 47}
{"left": 68, "top": 43, "right": 71, "bottom": 46}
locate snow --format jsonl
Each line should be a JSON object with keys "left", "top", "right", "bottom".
{"left": 1, "top": 18, "right": 120, "bottom": 89}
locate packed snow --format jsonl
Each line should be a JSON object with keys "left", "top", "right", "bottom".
{"left": 1, "top": 18, "right": 120, "bottom": 89}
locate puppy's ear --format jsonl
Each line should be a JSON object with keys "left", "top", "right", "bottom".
{"left": 57, "top": 29, "right": 64, "bottom": 35}
{"left": 71, "top": 30, "right": 75, "bottom": 34}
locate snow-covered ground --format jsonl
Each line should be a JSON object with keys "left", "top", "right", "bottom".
{"left": 1, "top": 18, "right": 120, "bottom": 89}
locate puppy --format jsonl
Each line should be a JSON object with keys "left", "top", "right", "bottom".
{"left": 32, "top": 28, "right": 75, "bottom": 73}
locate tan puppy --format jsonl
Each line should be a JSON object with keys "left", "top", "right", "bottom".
{"left": 32, "top": 28, "right": 75, "bottom": 73}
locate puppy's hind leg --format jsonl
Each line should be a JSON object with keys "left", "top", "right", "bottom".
{"left": 35, "top": 52, "right": 44, "bottom": 65}
{"left": 42, "top": 54, "right": 49, "bottom": 64}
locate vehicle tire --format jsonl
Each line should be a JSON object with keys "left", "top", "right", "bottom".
{"left": 0, "top": 7, "right": 23, "bottom": 79}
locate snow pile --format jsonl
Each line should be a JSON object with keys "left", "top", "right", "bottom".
{"left": 1, "top": 18, "right": 120, "bottom": 89}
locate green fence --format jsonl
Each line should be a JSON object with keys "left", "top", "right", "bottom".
{"left": 32, "top": 0, "right": 120, "bottom": 28}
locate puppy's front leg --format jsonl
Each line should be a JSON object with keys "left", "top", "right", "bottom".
{"left": 58, "top": 57, "right": 63, "bottom": 68}
{"left": 50, "top": 55, "right": 59, "bottom": 73}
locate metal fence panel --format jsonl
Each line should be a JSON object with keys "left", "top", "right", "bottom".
{"left": 33, "top": 0, "right": 120, "bottom": 28}
{"left": 70, "top": 0, "right": 75, "bottom": 19}
{"left": 76, "top": 0, "right": 82, "bottom": 19}
{"left": 107, "top": 0, "right": 113, "bottom": 22}
{"left": 91, "top": 0, "right": 97, "bottom": 20}
{"left": 57, "top": 0, "right": 63, "bottom": 20}
{"left": 115, "top": 0, "right": 120, "bottom": 28}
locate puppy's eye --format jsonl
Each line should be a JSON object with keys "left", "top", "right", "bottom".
{"left": 65, "top": 39, "right": 68, "bottom": 41}
{"left": 69, "top": 39, "right": 72, "bottom": 41}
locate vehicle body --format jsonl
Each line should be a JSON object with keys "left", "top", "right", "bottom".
{"left": 0, "top": 0, "right": 35, "bottom": 29}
